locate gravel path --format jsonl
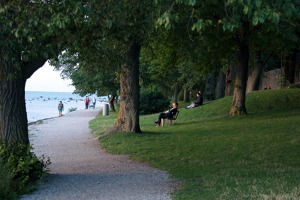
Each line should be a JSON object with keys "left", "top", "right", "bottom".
{"left": 21, "top": 108, "right": 174, "bottom": 200}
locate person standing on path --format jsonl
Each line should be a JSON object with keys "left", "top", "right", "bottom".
{"left": 58, "top": 101, "right": 64, "bottom": 117}
{"left": 84, "top": 96, "right": 90, "bottom": 109}
{"left": 92, "top": 96, "right": 96, "bottom": 109}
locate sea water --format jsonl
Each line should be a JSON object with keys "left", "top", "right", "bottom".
{"left": 25, "top": 91, "right": 107, "bottom": 123}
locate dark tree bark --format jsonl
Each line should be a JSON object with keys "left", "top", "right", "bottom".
{"left": 205, "top": 69, "right": 216, "bottom": 100}
{"left": 173, "top": 82, "right": 180, "bottom": 102}
{"left": 0, "top": 77, "right": 28, "bottom": 145}
{"left": 183, "top": 85, "right": 190, "bottom": 102}
{"left": 229, "top": 22, "right": 249, "bottom": 116}
{"left": 0, "top": 54, "right": 46, "bottom": 145}
{"left": 114, "top": 43, "right": 141, "bottom": 133}
{"left": 284, "top": 50, "right": 297, "bottom": 85}
{"left": 225, "top": 62, "right": 236, "bottom": 97}
{"left": 247, "top": 50, "right": 264, "bottom": 92}
{"left": 215, "top": 71, "right": 226, "bottom": 99}
{"left": 108, "top": 94, "right": 116, "bottom": 112}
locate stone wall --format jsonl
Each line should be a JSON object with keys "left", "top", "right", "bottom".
{"left": 207, "top": 65, "right": 300, "bottom": 99}
{"left": 261, "top": 64, "right": 300, "bottom": 90}
{"left": 260, "top": 68, "right": 282, "bottom": 90}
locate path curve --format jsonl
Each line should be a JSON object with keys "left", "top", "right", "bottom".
{"left": 21, "top": 108, "right": 174, "bottom": 200}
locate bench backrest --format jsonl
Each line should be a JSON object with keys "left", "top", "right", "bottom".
{"left": 170, "top": 110, "right": 179, "bottom": 120}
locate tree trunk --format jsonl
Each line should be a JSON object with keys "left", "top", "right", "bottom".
{"left": 109, "top": 94, "right": 116, "bottom": 112}
{"left": 284, "top": 50, "right": 297, "bottom": 85}
{"left": 0, "top": 51, "right": 46, "bottom": 145}
{"left": 229, "top": 23, "right": 249, "bottom": 116}
{"left": 0, "top": 62, "right": 32, "bottom": 144}
{"left": 225, "top": 62, "right": 236, "bottom": 97}
{"left": 205, "top": 69, "right": 216, "bottom": 100}
{"left": 173, "top": 82, "right": 180, "bottom": 102}
{"left": 0, "top": 77, "right": 28, "bottom": 145}
{"left": 215, "top": 71, "right": 225, "bottom": 99}
{"left": 183, "top": 85, "right": 190, "bottom": 102}
{"left": 247, "top": 50, "right": 264, "bottom": 92}
{"left": 114, "top": 43, "right": 141, "bottom": 133}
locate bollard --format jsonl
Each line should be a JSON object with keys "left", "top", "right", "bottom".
{"left": 103, "top": 103, "right": 109, "bottom": 116}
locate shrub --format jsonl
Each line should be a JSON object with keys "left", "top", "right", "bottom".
{"left": 0, "top": 162, "right": 16, "bottom": 200}
{"left": 0, "top": 144, "right": 50, "bottom": 199}
{"left": 140, "top": 90, "right": 170, "bottom": 114}
{"left": 68, "top": 107, "right": 77, "bottom": 113}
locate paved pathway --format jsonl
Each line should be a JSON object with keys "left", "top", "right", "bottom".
{"left": 21, "top": 108, "right": 174, "bottom": 200}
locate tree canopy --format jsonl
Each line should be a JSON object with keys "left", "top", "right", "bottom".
{"left": 0, "top": 0, "right": 299, "bottom": 145}
{"left": 0, "top": 0, "right": 77, "bottom": 144}
{"left": 156, "top": 0, "right": 300, "bottom": 114}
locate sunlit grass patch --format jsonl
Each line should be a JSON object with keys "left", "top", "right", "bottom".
{"left": 89, "top": 112, "right": 117, "bottom": 137}
{"left": 90, "top": 88, "right": 300, "bottom": 199}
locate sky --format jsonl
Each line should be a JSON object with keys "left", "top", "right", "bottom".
{"left": 25, "top": 62, "right": 75, "bottom": 92}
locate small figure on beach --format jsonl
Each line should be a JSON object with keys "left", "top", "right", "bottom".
{"left": 92, "top": 96, "right": 96, "bottom": 109}
{"left": 58, "top": 101, "right": 64, "bottom": 117}
{"left": 84, "top": 96, "right": 90, "bottom": 109}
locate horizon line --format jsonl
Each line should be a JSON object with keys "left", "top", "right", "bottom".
{"left": 25, "top": 90, "right": 75, "bottom": 93}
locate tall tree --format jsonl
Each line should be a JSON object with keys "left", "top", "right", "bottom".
{"left": 161, "top": 0, "right": 300, "bottom": 115}
{"left": 0, "top": 1, "right": 74, "bottom": 144}
{"left": 100, "top": 1, "right": 160, "bottom": 133}
{"left": 53, "top": 1, "right": 160, "bottom": 133}
{"left": 140, "top": 17, "right": 210, "bottom": 102}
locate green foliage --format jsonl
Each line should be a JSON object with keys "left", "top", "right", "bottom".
{"left": 158, "top": 0, "right": 300, "bottom": 64}
{"left": 0, "top": 162, "right": 16, "bottom": 200}
{"left": 141, "top": 17, "right": 210, "bottom": 96}
{"left": 156, "top": 11, "right": 179, "bottom": 29}
{"left": 191, "top": 19, "right": 213, "bottom": 31}
{"left": 35, "top": 120, "right": 44, "bottom": 125}
{"left": 276, "top": 75, "right": 291, "bottom": 89}
{"left": 51, "top": 0, "right": 159, "bottom": 96}
{"left": 140, "top": 90, "right": 170, "bottom": 114}
{"left": 68, "top": 107, "right": 77, "bottom": 113}
{"left": 0, "top": 144, "right": 50, "bottom": 199}
{"left": 91, "top": 88, "right": 300, "bottom": 199}
{"left": 0, "top": 1, "right": 76, "bottom": 64}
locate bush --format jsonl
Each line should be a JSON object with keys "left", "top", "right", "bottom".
{"left": 0, "top": 144, "right": 50, "bottom": 199}
{"left": 140, "top": 90, "right": 170, "bottom": 114}
{"left": 68, "top": 107, "right": 77, "bottom": 113}
{"left": 0, "top": 162, "right": 16, "bottom": 199}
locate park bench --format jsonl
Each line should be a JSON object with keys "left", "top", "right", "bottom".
{"left": 168, "top": 110, "right": 179, "bottom": 125}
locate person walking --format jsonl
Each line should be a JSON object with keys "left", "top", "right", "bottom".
{"left": 84, "top": 96, "right": 90, "bottom": 109}
{"left": 58, "top": 101, "right": 64, "bottom": 117}
{"left": 92, "top": 97, "right": 96, "bottom": 109}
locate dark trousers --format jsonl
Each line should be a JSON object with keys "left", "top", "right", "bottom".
{"left": 157, "top": 113, "right": 170, "bottom": 123}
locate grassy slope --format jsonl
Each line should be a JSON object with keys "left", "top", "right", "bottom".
{"left": 90, "top": 89, "right": 300, "bottom": 199}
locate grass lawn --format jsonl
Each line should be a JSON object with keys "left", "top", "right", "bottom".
{"left": 90, "top": 88, "right": 300, "bottom": 199}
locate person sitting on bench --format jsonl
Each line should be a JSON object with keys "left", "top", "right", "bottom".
{"left": 155, "top": 102, "right": 178, "bottom": 126}
{"left": 186, "top": 91, "right": 203, "bottom": 109}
